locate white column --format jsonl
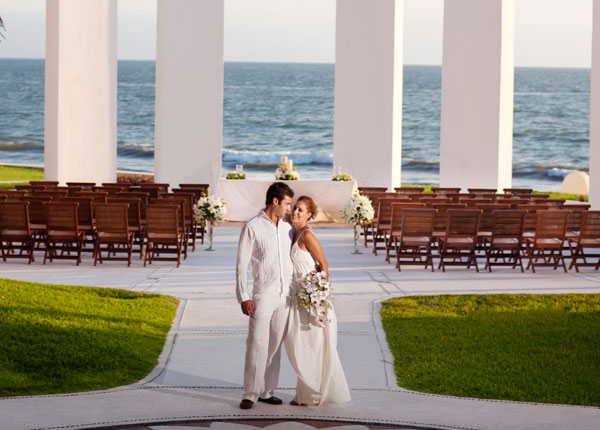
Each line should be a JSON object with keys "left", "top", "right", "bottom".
{"left": 154, "top": 0, "right": 224, "bottom": 193}
{"left": 590, "top": 0, "right": 600, "bottom": 209}
{"left": 439, "top": 0, "right": 515, "bottom": 191}
{"left": 44, "top": 0, "right": 117, "bottom": 184}
{"left": 333, "top": 0, "right": 403, "bottom": 190}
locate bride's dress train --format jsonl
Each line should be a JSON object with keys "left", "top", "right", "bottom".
{"left": 284, "top": 232, "right": 351, "bottom": 405}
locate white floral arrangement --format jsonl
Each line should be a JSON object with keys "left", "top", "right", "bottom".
{"left": 275, "top": 156, "right": 300, "bottom": 180}
{"left": 297, "top": 271, "right": 334, "bottom": 326}
{"left": 340, "top": 191, "right": 375, "bottom": 225}
{"left": 194, "top": 195, "right": 227, "bottom": 222}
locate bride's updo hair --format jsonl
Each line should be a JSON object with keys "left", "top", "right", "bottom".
{"left": 296, "top": 195, "right": 318, "bottom": 221}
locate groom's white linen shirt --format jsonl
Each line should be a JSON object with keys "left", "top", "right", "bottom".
{"left": 236, "top": 210, "right": 294, "bottom": 303}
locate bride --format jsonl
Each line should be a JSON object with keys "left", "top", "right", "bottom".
{"left": 285, "top": 195, "right": 351, "bottom": 406}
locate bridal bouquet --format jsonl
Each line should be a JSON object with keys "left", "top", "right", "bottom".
{"left": 340, "top": 191, "right": 374, "bottom": 225}
{"left": 297, "top": 271, "right": 334, "bottom": 326}
{"left": 194, "top": 194, "right": 227, "bottom": 222}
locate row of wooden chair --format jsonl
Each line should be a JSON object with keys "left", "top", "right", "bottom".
{"left": 360, "top": 186, "right": 535, "bottom": 195}
{"left": 382, "top": 208, "right": 600, "bottom": 273}
{"left": 360, "top": 194, "right": 599, "bottom": 272}
{"left": 0, "top": 200, "right": 191, "bottom": 267}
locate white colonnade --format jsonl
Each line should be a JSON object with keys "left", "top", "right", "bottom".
{"left": 44, "top": 0, "right": 117, "bottom": 184}
{"left": 333, "top": 0, "right": 404, "bottom": 191}
{"left": 439, "top": 0, "right": 515, "bottom": 192}
{"left": 42, "top": 0, "right": 597, "bottom": 201}
{"left": 154, "top": 0, "right": 224, "bottom": 193}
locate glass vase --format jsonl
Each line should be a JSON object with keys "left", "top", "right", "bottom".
{"left": 352, "top": 224, "right": 361, "bottom": 254}
{"left": 206, "top": 220, "right": 215, "bottom": 251}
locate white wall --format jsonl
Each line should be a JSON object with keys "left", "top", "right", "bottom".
{"left": 333, "top": 0, "right": 403, "bottom": 190}
{"left": 439, "top": 0, "right": 515, "bottom": 191}
{"left": 44, "top": 0, "right": 117, "bottom": 183}
{"left": 591, "top": 0, "right": 600, "bottom": 209}
{"left": 154, "top": 0, "right": 224, "bottom": 193}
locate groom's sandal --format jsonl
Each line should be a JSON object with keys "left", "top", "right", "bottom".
{"left": 239, "top": 399, "right": 254, "bottom": 409}
{"left": 258, "top": 396, "right": 283, "bottom": 405}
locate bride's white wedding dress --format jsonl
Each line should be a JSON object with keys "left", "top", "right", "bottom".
{"left": 285, "top": 230, "right": 351, "bottom": 406}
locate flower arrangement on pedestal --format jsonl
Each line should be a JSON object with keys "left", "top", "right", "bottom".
{"left": 332, "top": 166, "right": 352, "bottom": 181}
{"left": 340, "top": 191, "right": 375, "bottom": 254}
{"left": 225, "top": 171, "right": 246, "bottom": 179}
{"left": 297, "top": 271, "right": 334, "bottom": 326}
{"left": 194, "top": 195, "right": 227, "bottom": 251}
{"left": 275, "top": 156, "right": 300, "bottom": 180}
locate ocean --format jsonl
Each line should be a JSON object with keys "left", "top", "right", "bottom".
{"left": 0, "top": 59, "right": 591, "bottom": 191}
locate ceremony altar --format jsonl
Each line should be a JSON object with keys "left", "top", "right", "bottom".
{"left": 218, "top": 179, "right": 357, "bottom": 222}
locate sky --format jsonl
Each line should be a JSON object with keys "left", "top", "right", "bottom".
{"left": 0, "top": 0, "right": 593, "bottom": 68}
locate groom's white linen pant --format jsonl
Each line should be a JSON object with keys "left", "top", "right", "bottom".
{"left": 243, "top": 293, "right": 290, "bottom": 402}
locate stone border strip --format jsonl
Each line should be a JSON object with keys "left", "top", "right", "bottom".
{"left": 28, "top": 414, "right": 475, "bottom": 430}
{"left": 5, "top": 386, "right": 598, "bottom": 410}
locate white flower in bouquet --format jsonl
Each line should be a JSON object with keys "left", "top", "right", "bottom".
{"left": 194, "top": 195, "right": 227, "bottom": 222}
{"left": 340, "top": 191, "right": 374, "bottom": 225}
{"left": 297, "top": 271, "right": 334, "bottom": 326}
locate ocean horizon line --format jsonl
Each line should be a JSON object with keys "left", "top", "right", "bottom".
{"left": 0, "top": 57, "right": 592, "bottom": 70}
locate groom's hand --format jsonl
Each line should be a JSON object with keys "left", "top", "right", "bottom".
{"left": 241, "top": 300, "right": 255, "bottom": 316}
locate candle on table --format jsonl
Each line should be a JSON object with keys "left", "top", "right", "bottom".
{"left": 287, "top": 160, "right": 293, "bottom": 171}
{"left": 281, "top": 156, "right": 288, "bottom": 165}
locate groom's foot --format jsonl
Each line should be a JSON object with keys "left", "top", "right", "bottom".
{"left": 257, "top": 396, "right": 283, "bottom": 405}
{"left": 239, "top": 399, "right": 254, "bottom": 409}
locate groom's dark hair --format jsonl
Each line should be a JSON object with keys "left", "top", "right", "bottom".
{"left": 266, "top": 182, "right": 294, "bottom": 206}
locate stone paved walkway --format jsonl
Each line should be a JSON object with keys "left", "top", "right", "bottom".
{"left": 1, "top": 227, "right": 599, "bottom": 430}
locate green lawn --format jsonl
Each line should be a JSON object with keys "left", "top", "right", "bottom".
{"left": 0, "top": 165, "right": 44, "bottom": 190}
{"left": 0, "top": 278, "right": 179, "bottom": 397}
{"left": 381, "top": 294, "right": 600, "bottom": 406}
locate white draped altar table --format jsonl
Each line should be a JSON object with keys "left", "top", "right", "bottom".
{"left": 218, "top": 179, "right": 357, "bottom": 222}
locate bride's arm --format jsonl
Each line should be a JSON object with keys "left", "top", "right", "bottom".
{"left": 303, "top": 230, "right": 329, "bottom": 281}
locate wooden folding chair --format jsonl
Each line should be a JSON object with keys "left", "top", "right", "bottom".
{"left": 518, "top": 204, "right": 552, "bottom": 240}
{"left": 431, "top": 203, "right": 467, "bottom": 243}
{"left": 43, "top": 202, "right": 84, "bottom": 265}
{"left": 358, "top": 186, "right": 387, "bottom": 193}
{"left": 419, "top": 197, "right": 452, "bottom": 206}
{"left": 484, "top": 210, "right": 525, "bottom": 272}
{"left": 394, "top": 186, "right": 424, "bottom": 193}
{"left": 108, "top": 198, "right": 144, "bottom": 257}
{"left": 0, "top": 190, "right": 27, "bottom": 200}
{"left": 75, "top": 191, "right": 108, "bottom": 203}
{"left": 361, "top": 192, "right": 395, "bottom": 247}
{"left": 151, "top": 198, "right": 188, "bottom": 258}
{"left": 60, "top": 197, "right": 95, "bottom": 252}
{"left": 431, "top": 187, "right": 461, "bottom": 194}
{"left": 0, "top": 195, "right": 6, "bottom": 202}
{"left": 34, "top": 190, "right": 68, "bottom": 199}
{"left": 460, "top": 198, "right": 493, "bottom": 208}
{"left": 66, "top": 182, "right": 96, "bottom": 190}
{"left": 503, "top": 188, "right": 533, "bottom": 195}
{"left": 373, "top": 197, "right": 409, "bottom": 256}
{"left": 475, "top": 203, "right": 511, "bottom": 252}
{"left": 23, "top": 196, "right": 51, "bottom": 250}
{"left": 30, "top": 180, "right": 59, "bottom": 188}
{"left": 393, "top": 208, "right": 436, "bottom": 272}
{"left": 144, "top": 205, "right": 183, "bottom": 267}
{"left": 438, "top": 209, "right": 481, "bottom": 272}
{"left": 0, "top": 201, "right": 35, "bottom": 264}
{"left": 163, "top": 192, "right": 196, "bottom": 251}
{"left": 525, "top": 210, "right": 569, "bottom": 273}
{"left": 467, "top": 188, "right": 497, "bottom": 194}
{"left": 385, "top": 202, "right": 426, "bottom": 262}
{"left": 568, "top": 211, "right": 600, "bottom": 272}
{"left": 93, "top": 203, "right": 134, "bottom": 266}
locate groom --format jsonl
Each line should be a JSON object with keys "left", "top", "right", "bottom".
{"left": 236, "top": 182, "right": 295, "bottom": 410}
